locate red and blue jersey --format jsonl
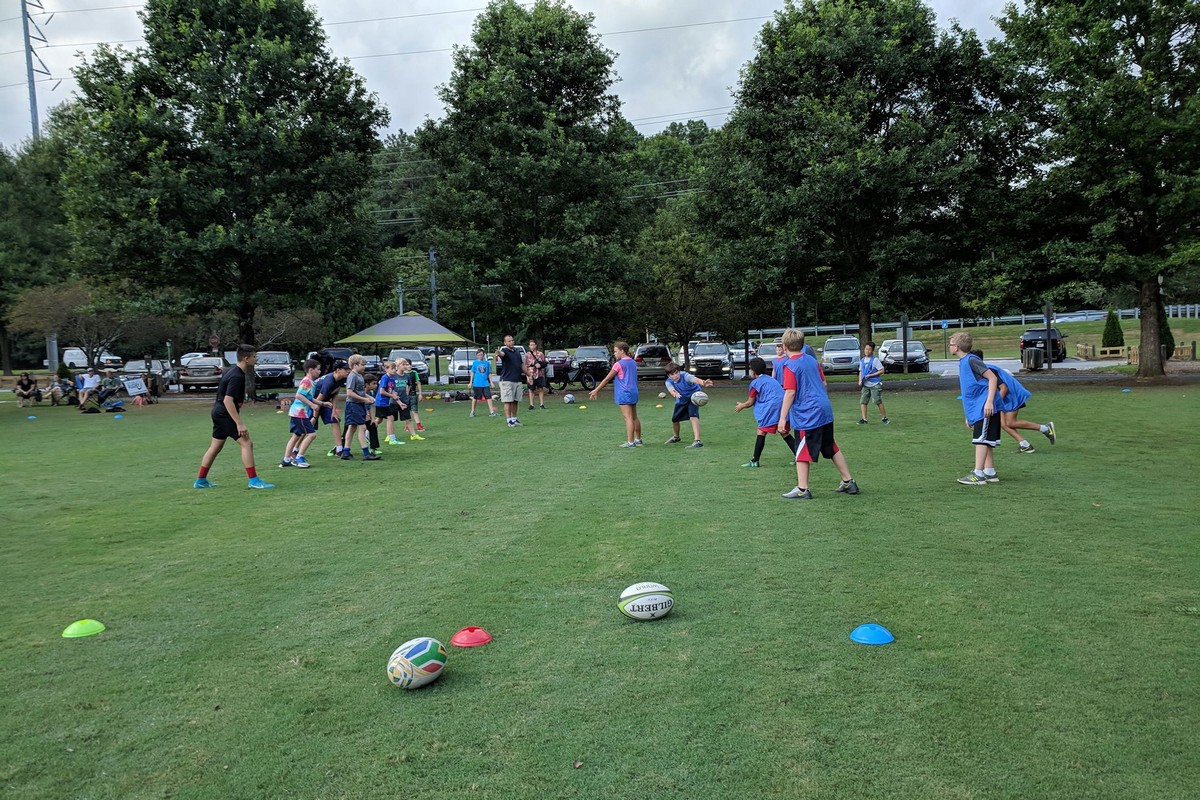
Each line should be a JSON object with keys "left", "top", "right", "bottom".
{"left": 376, "top": 374, "right": 396, "bottom": 408}
{"left": 781, "top": 354, "right": 833, "bottom": 430}
{"left": 748, "top": 375, "right": 783, "bottom": 429}
{"left": 613, "top": 357, "right": 638, "bottom": 405}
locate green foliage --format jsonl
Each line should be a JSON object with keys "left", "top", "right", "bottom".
{"left": 415, "top": 0, "right": 638, "bottom": 344}
{"left": 1102, "top": 309, "right": 1125, "bottom": 348}
{"left": 62, "top": 0, "right": 389, "bottom": 342}
{"left": 55, "top": 361, "right": 71, "bottom": 380}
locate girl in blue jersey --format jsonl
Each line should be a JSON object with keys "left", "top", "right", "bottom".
{"left": 589, "top": 341, "right": 642, "bottom": 447}
{"left": 973, "top": 350, "right": 1055, "bottom": 454}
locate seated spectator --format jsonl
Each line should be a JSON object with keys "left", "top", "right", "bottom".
{"left": 15, "top": 373, "right": 41, "bottom": 407}
{"left": 99, "top": 369, "right": 123, "bottom": 403}
{"left": 77, "top": 368, "right": 101, "bottom": 409}
{"left": 45, "top": 376, "right": 73, "bottom": 406}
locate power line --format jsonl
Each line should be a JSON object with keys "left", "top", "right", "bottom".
{"left": 33, "top": 3, "right": 141, "bottom": 14}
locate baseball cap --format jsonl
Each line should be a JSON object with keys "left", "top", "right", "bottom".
{"left": 333, "top": 359, "right": 349, "bottom": 370}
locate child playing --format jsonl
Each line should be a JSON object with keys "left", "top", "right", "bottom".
{"left": 314, "top": 359, "right": 349, "bottom": 457}
{"left": 663, "top": 362, "right": 713, "bottom": 448}
{"left": 395, "top": 359, "right": 424, "bottom": 441}
{"left": 588, "top": 341, "right": 641, "bottom": 448}
{"left": 949, "top": 333, "right": 1000, "bottom": 485}
{"left": 777, "top": 328, "right": 858, "bottom": 499}
{"left": 734, "top": 357, "right": 797, "bottom": 467}
{"left": 280, "top": 358, "right": 330, "bottom": 469}
{"left": 194, "top": 344, "right": 273, "bottom": 489}
{"left": 857, "top": 342, "right": 888, "bottom": 424}
{"left": 340, "top": 355, "right": 380, "bottom": 461}
{"left": 376, "top": 360, "right": 404, "bottom": 446}
{"left": 403, "top": 360, "right": 427, "bottom": 434}
{"left": 363, "top": 374, "right": 383, "bottom": 454}
{"left": 973, "top": 350, "right": 1055, "bottom": 454}
{"left": 469, "top": 347, "right": 498, "bottom": 418}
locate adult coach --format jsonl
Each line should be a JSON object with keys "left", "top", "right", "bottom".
{"left": 495, "top": 335, "right": 528, "bottom": 427}
{"left": 194, "top": 343, "right": 274, "bottom": 489}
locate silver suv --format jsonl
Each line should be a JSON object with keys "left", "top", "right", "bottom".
{"left": 819, "top": 336, "right": 861, "bottom": 375}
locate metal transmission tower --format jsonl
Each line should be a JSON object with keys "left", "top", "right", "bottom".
{"left": 20, "top": 0, "right": 54, "bottom": 140}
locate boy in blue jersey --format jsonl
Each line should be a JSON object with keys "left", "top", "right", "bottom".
{"left": 376, "top": 360, "right": 403, "bottom": 446}
{"left": 469, "top": 347, "right": 498, "bottom": 417}
{"left": 315, "top": 360, "right": 349, "bottom": 457}
{"left": 777, "top": 328, "right": 858, "bottom": 499}
{"left": 950, "top": 333, "right": 999, "bottom": 485}
{"left": 280, "top": 358, "right": 330, "bottom": 469}
{"left": 735, "top": 357, "right": 797, "bottom": 467}
{"left": 857, "top": 342, "right": 888, "bottom": 424}
{"left": 973, "top": 350, "right": 1055, "bottom": 454}
{"left": 663, "top": 362, "right": 714, "bottom": 448}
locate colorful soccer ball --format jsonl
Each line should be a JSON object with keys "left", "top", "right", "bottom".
{"left": 386, "top": 636, "right": 448, "bottom": 689}
{"left": 691, "top": 391, "right": 709, "bottom": 407}
{"left": 618, "top": 582, "right": 674, "bottom": 621}
{"left": 563, "top": 393, "right": 575, "bottom": 404}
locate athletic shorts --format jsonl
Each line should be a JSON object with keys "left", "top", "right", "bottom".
{"left": 971, "top": 415, "right": 1002, "bottom": 447}
{"left": 500, "top": 381, "right": 524, "bottom": 403}
{"left": 374, "top": 404, "right": 396, "bottom": 420}
{"left": 757, "top": 425, "right": 779, "bottom": 435}
{"left": 472, "top": 385, "right": 491, "bottom": 400}
{"left": 671, "top": 401, "right": 699, "bottom": 423}
{"left": 615, "top": 392, "right": 638, "bottom": 406}
{"left": 289, "top": 416, "right": 316, "bottom": 436}
{"left": 211, "top": 414, "right": 240, "bottom": 441}
{"left": 794, "top": 422, "right": 840, "bottom": 464}
{"left": 860, "top": 385, "right": 883, "bottom": 406}
{"left": 344, "top": 402, "right": 368, "bottom": 426}
{"left": 316, "top": 406, "right": 339, "bottom": 426}
{"left": 528, "top": 376, "right": 548, "bottom": 390}
{"left": 397, "top": 404, "right": 412, "bottom": 421}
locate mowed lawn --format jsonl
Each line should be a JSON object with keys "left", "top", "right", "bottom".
{"left": 1, "top": 383, "right": 1197, "bottom": 800}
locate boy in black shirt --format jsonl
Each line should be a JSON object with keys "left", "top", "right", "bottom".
{"left": 194, "top": 344, "right": 274, "bottom": 489}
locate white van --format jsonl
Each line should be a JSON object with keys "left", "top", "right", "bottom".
{"left": 62, "top": 348, "right": 123, "bottom": 370}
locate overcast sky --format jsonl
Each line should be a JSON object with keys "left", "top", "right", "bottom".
{"left": 0, "top": 0, "right": 1010, "bottom": 150}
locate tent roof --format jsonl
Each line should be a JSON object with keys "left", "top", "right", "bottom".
{"left": 336, "top": 312, "right": 471, "bottom": 346}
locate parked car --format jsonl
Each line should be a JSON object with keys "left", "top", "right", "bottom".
{"left": 362, "top": 355, "right": 385, "bottom": 378}
{"left": 179, "top": 352, "right": 207, "bottom": 366}
{"left": 676, "top": 341, "right": 701, "bottom": 366}
{"left": 729, "top": 340, "right": 757, "bottom": 369}
{"left": 690, "top": 342, "right": 733, "bottom": 378}
{"left": 119, "top": 359, "right": 175, "bottom": 396}
{"left": 878, "top": 340, "right": 931, "bottom": 373}
{"left": 819, "top": 336, "right": 861, "bottom": 375}
{"left": 62, "top": 347, "right": 124, "bottom": 371}
{"left": 387, "top": 348, "right": 430, "bottom": 384}
{"left": 1053, "top": 309, "right": 1107, "bottom": 323}
{"left": 448, "top": 348, "right": 476, "bottom": 384}
{"left": 313, "top": 346, "right": 354, "bottom": 375}
{"left": 545, "top": 349, "right": 571, "bottom": 379}
{"left": 1019, "top": 327, "right": 1067, "bottom": 362}
{"left": 179, "top": 356, "right": 227, "bottom": 392}
{"left": 253, "top": 350, "right": 296, "bottom": 389}
{"left": 633, "top": 343, "right": 674, "bottom": 380}
{"left": 571, "top": 346, "right": 613, "bottom": 381}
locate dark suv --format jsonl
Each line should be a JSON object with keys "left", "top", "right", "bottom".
{"left": 1019, "top": 328, "right": 1067, "bottom": 363}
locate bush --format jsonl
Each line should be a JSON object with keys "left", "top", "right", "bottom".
{"left": 1102, "top": 310, "right": 1124, "bottom": 348}
{"left": 56, "top": 362, "right": 72, "bottom": 380}
{"left": 1158, "top": 301, "right": 1175, "bottom": 361}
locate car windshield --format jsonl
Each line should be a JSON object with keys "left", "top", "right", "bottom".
{"left": 906, "top": 342, "right": 926, "bottom": 352}
{"left": 191, "top": 358, "right": 223, "bottom": 368}
{"left": 638, "top": 346, "right": 669, "bottom": 357}
{"left": 695, "top": 344, "right": 727, "bottom": 355}
{"left": 547, "top": 350, "right": 568, "bottom": 359}
{"left": 824, "top": 339, "right": 858, "bottom": 351}
{"left": 453, "top": 349, "right": 472, "bottom": 361}
{"left": 257, "top": 353, "right": 290, "bottom": 364}
{"left": 391, "top": 350, "right": 422, "bottom": 362}
{"left": 575, "top": 347, "right": 608, "bottom": 359}
{"left": 124, "top": 360, "right": 147, "bottom": 371}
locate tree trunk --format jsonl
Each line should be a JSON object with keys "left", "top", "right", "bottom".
{"left": 237, "top": 300, "right": 258, "bottom": 401}
{"left": 0, "top": 324, "right": 11, "bottom": 376}
{"left": 857, "top": 294, "right": 872, "bottom": 346}
{"left": 1135, "top": 278, "right": 1164, "bottom": 378}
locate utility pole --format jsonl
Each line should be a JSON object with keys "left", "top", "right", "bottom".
{"left": 396, "top": 276, "right": 405, "bottom": 315}
{"left": 21, "top": 0, "right": 53, "bottom": 140}
{"left": 428, "top": 248, "right": 438, "bottom": 321}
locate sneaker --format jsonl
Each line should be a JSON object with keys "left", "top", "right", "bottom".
{"left": 835, "top": 479, "right": 860, "bottom": 495}
{"left": 687, "top": 440, "right": 704, "bottom": 448}
{"left": 370, "top": 448, "right": 383, "bottom": 455}
{"left": 856, "top": 418, "right": 868, "bottom": 425}
{"left": 881, "top": 418, "right": 890, "bottom": 425}
{"left": 1043, "top": 421, "right": 1056, "bottom": 445}
{"left": 984, "top": 473, "right": 1000, "bottom": 483}
{"left": 279, "top": 459, "right": 294, "bottom": 468}
{"left": 619, "top": 441, "right": 638, "bottom": 448}
{"left": 782, "top": 487, "right": 813, "bottom": 500}
{"left": 1019, "top": 444, "right": 1036, "bottom": 454}
{"left": 193, "top": 478, "right": 216, "bottom": 489}
{"left": 409, "top": 434, "right": 426, "bottom": 441}
{"left": 416, "top": 423, "right": 426, "bottom": 432}
{"left": 295, "top": 458, "right": 311, "bottom": 469}
{"left": 247, "top": 477, "right": 275, "bottom": 489}
{"left": 512, "top": 420, "right": 523, "bottom": 427}
{"left": 469, "top": 412, "right": 476, "bottom": 418}
{"left": 363, "top": 454, "right": 382, "bottom": 461}
{"left": 957, "top": 473, "right": 987, "bottom": 486}
{"left": 528, "top": 404, "right": 535, "bottom": 411}
{"left": 741, "top": 460, "right": 760, "bottom": 468}
{"left": 488, "top": 411, "right": 498, "bottom": 417}
{"left": 634, "top": 439, "right": 643, "bottom": 446}
{"left": 327, "top": 448, "right": 340, "bottom": 457}
{"left": 539, "top": 405, "right": 546, "bottom": 410}
{"left": 341, "top": 452, "right": 354, "bottom": 460}
{"left": 507, "top": 420, "right": 516, "bottom": 427}
{"left": 665, "top": 436, "right": 682, "bottom": 444}
{"left": 386, "top": 437, "right": 404, "bottom": 445}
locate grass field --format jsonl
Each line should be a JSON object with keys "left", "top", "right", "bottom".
{"left": 2, "top": 384, "right": 1197, "bottom": 799}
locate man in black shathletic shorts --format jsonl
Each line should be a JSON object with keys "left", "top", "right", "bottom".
{"left": 194, "top": 343, "right": 274, "bottom": 489}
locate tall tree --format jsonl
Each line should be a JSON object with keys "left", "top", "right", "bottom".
{"left": 1000, "top": 0, "right": 1200, "bottom": 377}
{"left": 61, "top": 0, "right": 389, "bottom": 344}
{"left": 415, "top": 0, "right": 638, "bottom": 344}
{"left": 0, "top": 131, "right": 72, "bottom": 374}
{"left": 703, "top": 0, "right": 989, "bottom": 340}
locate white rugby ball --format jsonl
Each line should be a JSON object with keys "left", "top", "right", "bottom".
{"left": 691, "top": 391, "right": 709, "bottom": 407}
{"left": 563, "top": 393, "right": 575, "bottom": 404}
{"left": 658, "top": 392, "right": 667, "bottom": 399}
{"left": 618, "top": 582, "right": 674, "bottom": 621}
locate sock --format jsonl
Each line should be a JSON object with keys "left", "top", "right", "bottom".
{"left": 362, "top": 446, "right": 370, "bottom": 456}
{"left": 842, "top": 476, "right": 853, "bottom": 484}
{"left": 198, "top": 466, "right": 210, "bottom": 479}
{"left": 753, "top": 434, "right": 766, "bottom": 462}
{"left": 974, "top": 469, "right": 985, "bottom": 478}
{"left": 246, "top": 467, "right": 257, "bottom": 479}
{"left": 781, "top": 433, "right": 797, "bottom": 453}
{"left": 984, "top": 468, "right": 996, "bottom": 476}
{"left": 1020, "top": 439, "right": 1030, "bottom": 448}
{"left": 1039, "top": 424, "right": 1049, "bottom": 433}
{"left": 292, "top": 448, "right": 299, "bottom": 457}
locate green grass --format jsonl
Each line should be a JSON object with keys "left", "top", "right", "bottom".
{"left": 2, "top": 386, "right": 1197, "bottom": 799}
